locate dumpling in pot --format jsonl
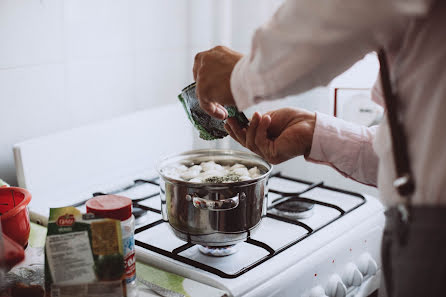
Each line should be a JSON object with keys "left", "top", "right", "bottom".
{"left": 200, "top": 161, "right": 223, "bottom": 172}
{"left": 176, "top": 164, "right": 188, "bottom": 172}
{"left": 239, "top": 175, "right": 251, "bottom": 181}
{"left": 189, "top": 165, "right": 202, "bottom": 172}
{"left": 163, "top": 167, "right": 181, "bottom": 179}
{"left": 248, "top": 166, "right": 261, "bottom": 178}
{"left": 164, "top": 164, "right": 192, "bottom": 179}
{"left": 230, "top": 163, "right": 246, "bottom": 170}
{"left": 189, "top": 177, "right": 203, "bottom": 183}
{"left": 181, "top": 166, "right": 202, "bottom": 180}
{"left": 231, "top": 167, "right": 249, "bottom": 177}
{"left": 198, "top": 169, "right": 225, "bottom": 180}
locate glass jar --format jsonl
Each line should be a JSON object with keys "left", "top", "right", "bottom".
{"left": 86, "top": 195, "right": 136, "bottom": 292}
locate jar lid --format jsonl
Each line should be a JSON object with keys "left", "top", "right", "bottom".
{"left": 86, "top": 195, "right": 132, "bottom": 221}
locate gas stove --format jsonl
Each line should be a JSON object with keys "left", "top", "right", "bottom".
{"left": 72, "top": 172, "right": 384, "bottom": 297}
{"left": 14, "top": 105, "right": 385, "bottom": 297}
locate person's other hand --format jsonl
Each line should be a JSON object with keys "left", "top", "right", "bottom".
{"left": 193, "top": 46, "right": 243, "bottom": 120}
{"left": 225, "top": 108, "right": 316, "bottom": 164}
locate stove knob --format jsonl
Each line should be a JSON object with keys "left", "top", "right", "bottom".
{"left": 326, "top": 274, "right": 347, "bottom": 297}
{"left": 309, "top": 286, "right": 328, "bottom": 297}
{"left": 358, "top": 253, "right": 378, "bottom": 276}
{"left": 342, "top": 262, "right": 363, "bottom": 287}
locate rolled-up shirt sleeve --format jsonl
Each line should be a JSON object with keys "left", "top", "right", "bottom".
{"left": 231, "top": 0, "right": 434, "bottom": 110}
{"left": 306, "top": 112, "right": 379, "bottom": 186}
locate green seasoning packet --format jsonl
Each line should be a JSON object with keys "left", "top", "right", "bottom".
{"left": 179, "top": 82, "right": 249, "bottom": 140}
{"left": 45, "top": 207, "right": 126, "bottom": 297}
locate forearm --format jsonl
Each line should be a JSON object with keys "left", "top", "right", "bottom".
{"left": 231, "top": 0, "right": 432, "bottom": 110}
{"left": 306, "top": 112, "right": 379, "bottom": 186}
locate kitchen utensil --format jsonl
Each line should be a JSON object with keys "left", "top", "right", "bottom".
{"left": 179, "top": 82, "right": 249, "bottom": 140}
{"left": 157, "top": 149, "right": 272, "bottom": 247}
{"left": 0, "top": 187, "right": 31, "bottom": 247}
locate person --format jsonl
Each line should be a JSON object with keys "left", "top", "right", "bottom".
{"left": 192, "top": 0, "right": 446, "bottom": 297}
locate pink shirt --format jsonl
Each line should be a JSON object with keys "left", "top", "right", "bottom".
{"left": 230, "top": 0, "right": 445, "bottom": 206}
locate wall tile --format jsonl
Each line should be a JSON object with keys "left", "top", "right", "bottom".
{"left": 131, "top": 0, "right": 188, "bottom": 51}
{"left": 134, "top": 49, "right": 189, "bottom": 110}
{"left": 0, "top": 0, "right": 287, "bottom": 186}
{"left": 64, "top": 0, "right": 132, "bottom": 60}
{"left": 0, "top": 64, "right": 66, "bottom": 184}
{"left": 187, "top": 0, "right": 216, "bottom": 49}
{"left": 0, "top": 0, "right": 63, "bottom": 68}
{"left": 0, "top": 64, "right": 67, "bottom": 136}
{"left": 65, "top": 56, "right": 135, "bottom": 125}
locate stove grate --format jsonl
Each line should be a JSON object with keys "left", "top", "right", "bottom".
{"left": 70, "top": 173, "right": 367, "bottom": 279}
{"left": 132, "top": 172, "right": 366, "bottom": 279}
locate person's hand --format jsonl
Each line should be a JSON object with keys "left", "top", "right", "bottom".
{"left": 225, "top": 108, "right": 316, "bottom": 164}
{"left": 193, "top": 46, "right": 243, "bottom": 120}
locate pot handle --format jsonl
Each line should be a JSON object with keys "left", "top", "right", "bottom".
{"left": 186, "top": 193, "right": 245, "bottom": 211}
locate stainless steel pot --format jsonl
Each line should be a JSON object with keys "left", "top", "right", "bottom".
{"left": 157, "top": 149, "right": 273, "bottom": 247}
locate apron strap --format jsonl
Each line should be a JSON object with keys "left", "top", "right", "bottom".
{"left": 377, "top": 49, "right": 415, "bottom": 224}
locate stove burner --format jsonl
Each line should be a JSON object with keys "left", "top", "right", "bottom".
{"left": 198, "top": 245, "right": 238, "bottom": 257}
{"left": 133, "top": 206, "right": 150, "bottom": 225}
{"left": 272, "top": 198, "right": 314, "bottom": 219}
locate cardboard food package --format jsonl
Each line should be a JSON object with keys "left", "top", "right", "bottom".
{"left": 44, "top": 207, "right": 127, "bottom": 297}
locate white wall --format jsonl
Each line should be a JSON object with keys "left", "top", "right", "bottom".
{"left": 0, "top": 0, "right": 380, "bottom": 197}
{"left": 0, "top": 0, "right": 274, "bottom": 185}
{"left": 0, "top": 0, "right": 202, "bottom": 184}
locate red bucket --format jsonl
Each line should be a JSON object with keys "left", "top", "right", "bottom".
{"left": 0, "top": 187, "right": 32, "bottom": 247}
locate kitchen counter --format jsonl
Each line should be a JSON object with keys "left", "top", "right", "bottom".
{"left": 25, "top": 223, "right": 228, "bottom": 297}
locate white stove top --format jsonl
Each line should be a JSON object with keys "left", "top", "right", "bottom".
{"left": 13, "top": 105, "right": 385, "bottom": 297}
{"left": 92, "top": 173, "right": 385, "bottom": 297}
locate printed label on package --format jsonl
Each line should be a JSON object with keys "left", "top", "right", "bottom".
{"left": 122, "top": 235, "right": 136, "bottom": 283}
{"left": 46, "top": 231, "right": 96, "bottom": 285}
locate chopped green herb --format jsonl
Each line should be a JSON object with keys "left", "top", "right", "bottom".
{"left": 204, "top": 173, "right": 242, "bottom": 183}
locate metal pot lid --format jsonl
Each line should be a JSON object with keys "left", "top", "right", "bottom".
{"left": 157, "top": 149, "right": 273, "bottom": 186}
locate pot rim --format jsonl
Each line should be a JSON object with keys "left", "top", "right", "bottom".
{"left": 156, "top": 149, "right": 273, "bottom": 187}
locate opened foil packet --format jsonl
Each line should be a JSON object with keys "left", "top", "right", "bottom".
{"left": 178, "top": 82, "right": 249, "bottom": 140}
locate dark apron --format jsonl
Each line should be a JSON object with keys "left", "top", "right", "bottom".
{"left": 377, "top": 49, "right": 446, "bottom": 297}
{"left": 379, "top": 207, "right": 446, "bottom": 297}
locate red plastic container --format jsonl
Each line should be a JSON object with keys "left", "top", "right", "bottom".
{"left": 0, "top": 187, "right": 32, "bottom": 247}
{"left": 1, "top": 231, "right": 25, "bottom": 270}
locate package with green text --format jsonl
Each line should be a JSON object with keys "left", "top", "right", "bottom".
{"left": 45, "top": 207, "right": 127, "bottom": 297}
